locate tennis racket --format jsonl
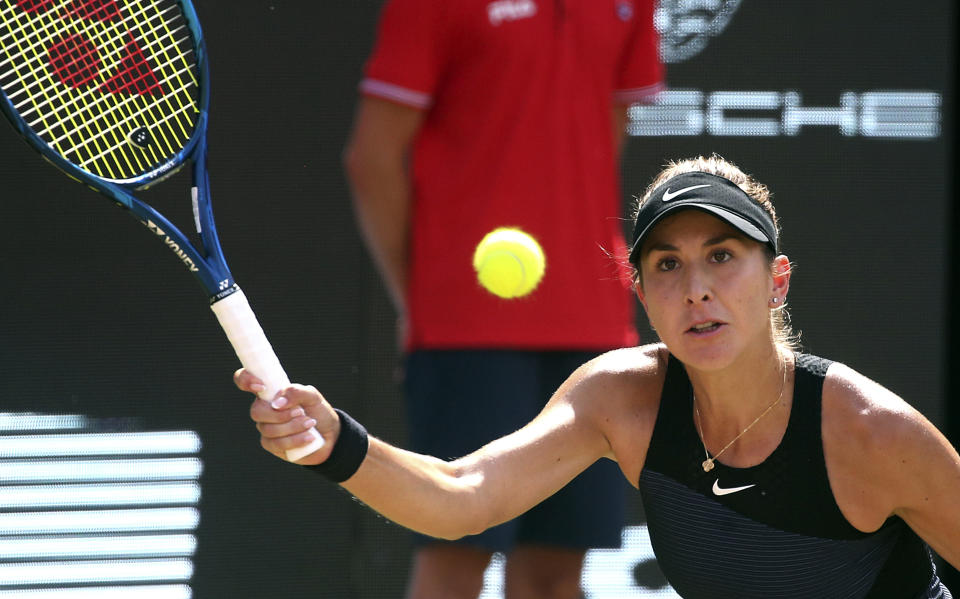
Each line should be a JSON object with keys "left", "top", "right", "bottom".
{"left": 0, "top": 0, "right": 323, "bottom": 461}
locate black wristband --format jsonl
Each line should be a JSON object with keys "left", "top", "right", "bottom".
{"left": 304, "top": 409, "right": 369, "bottom": 483}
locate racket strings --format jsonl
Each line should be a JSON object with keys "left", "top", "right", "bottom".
{"left": 0, "top": 2, "right": 175, "bottom": 85}
{"left": 64, "top": 0, "right": 124, "bottom": 23}
{"left": 47, "top": 0, "right": 163, "bottom": 177}
{"left": 8, "top": 17, "right": 189, "bottom": 142}
{"left": 33, "top": 7, "right": 136, "bottom": 176}
{"left": 122, "top": 0, "right": 195, "bottom": 148}
{"left": 3, "top": 1, "right": 194, "bottom": 111}
{"left": 0, "top": 0, "right": 199, "bottom": 182}
{"left": 21, "top": 4, "right": 148, "bottom": 178}
{"left": 1, "top": 1, "right": 159, "bottom": 178}
{"left": 43, "top": 31, "right": 193, "bottom": 149}
{"left": 6, "top": 0, "right": 197, "bottom": 171}
{"left": 1, "top": 1, "right": 114, "bottom": 172}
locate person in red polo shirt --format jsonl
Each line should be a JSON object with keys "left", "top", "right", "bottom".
{"left": 344, "top": 0, "right": 663, "bottom": 597}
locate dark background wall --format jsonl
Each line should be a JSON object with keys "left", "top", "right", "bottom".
{"left": 0, "top": 1, "right": 955, "bottom": 596}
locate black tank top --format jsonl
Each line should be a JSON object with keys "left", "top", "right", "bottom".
{"left": 638, "top": 353, "right": 951, "bottom": 599}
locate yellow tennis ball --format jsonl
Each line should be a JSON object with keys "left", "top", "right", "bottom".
{"left": 473, "top": 228, "right": 546, "bottom": 299}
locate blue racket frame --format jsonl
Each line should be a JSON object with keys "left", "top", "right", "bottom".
{"left": 0, "top": 0, "right": 234, "bottom": 301}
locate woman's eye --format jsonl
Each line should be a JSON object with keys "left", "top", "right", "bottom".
{"left": 657, "top": 258, "right": 678, "bottom": 271}
{"left": 711, "top": 250, "right": 732, "bottom": 263}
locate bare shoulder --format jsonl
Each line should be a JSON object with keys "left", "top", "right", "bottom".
{"left": 822, "top": 362, "right": 934, "bottom": 454}
{"left": 824, "top": 362, "right": 914, "bottom": 426}
{"left": 561, "top": 343, "right": 667, "bottom": 409}
{"left": 822, "top": 362, "right": 959, "bottom": 531}
{"left": 572, "top": 342, "right": 665, "bottom": 383}
{"left": 557, "top": 343, "right": 668, "bottom": 486}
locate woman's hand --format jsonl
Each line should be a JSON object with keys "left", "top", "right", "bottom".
{"left": 234, "top": 368, "right": 339, "bottom": 465}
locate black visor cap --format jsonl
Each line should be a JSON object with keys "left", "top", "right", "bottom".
{"left": 629, "top": 171, "right": 778, "bottom": 264}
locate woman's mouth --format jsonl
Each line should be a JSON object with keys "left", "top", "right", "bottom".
{"left": 688, "top": 321, "right": 723, "bottom": 335}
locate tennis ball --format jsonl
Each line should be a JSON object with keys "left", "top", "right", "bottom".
{"left": 473, "top": 228, "right": 546, "bottom": 299}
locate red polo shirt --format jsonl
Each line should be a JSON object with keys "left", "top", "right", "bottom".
{"left": 361, "top": 0, "right": 663, "bottom": 351}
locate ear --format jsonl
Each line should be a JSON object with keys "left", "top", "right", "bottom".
{"left": 634, "top": 281, "right": 649, "bottom": 313}
{"left": 770, "top": 255, "right": 791, "bottom": 303}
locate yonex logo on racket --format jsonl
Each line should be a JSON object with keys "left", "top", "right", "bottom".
{"left": 145, "top": 220, "right": 200, "bottom": 272}
{"left": 12, "top": 0, "right": 167, "bottom": 97}
{"left": 128, "top": 127, "right": 152, "bottom": 149}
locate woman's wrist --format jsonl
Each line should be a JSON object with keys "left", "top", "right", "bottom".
{"left": 304, "top": 409, "right": 369, "bottom": 483}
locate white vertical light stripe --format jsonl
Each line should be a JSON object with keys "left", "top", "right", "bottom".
{"left": 0, "top": 560, "right": 194, "bottom": 585}
{"left": 0, "top": 535, "right": 197, "bottom": 560}
{"left": 0, "top": 432, "right": 202, "bottom": 457}
{"left": 0, "top": 585, "right": 192, "bottom": 599}
{"left": 0, "top": 458, "right": 203, "bottom": 483}
{"left": 0, "top": 508, "right": 201, "bottom": 535}
{"left": 0, "top": 483, "right": 201, "bottom": 509}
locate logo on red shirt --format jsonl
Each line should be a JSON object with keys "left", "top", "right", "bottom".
{"left": 487, "top": 0, "right": 537, "bottom": 26}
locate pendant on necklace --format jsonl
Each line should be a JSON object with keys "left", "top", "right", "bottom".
{"left": 702, "top": 459, "right": 715, "bottom": 472}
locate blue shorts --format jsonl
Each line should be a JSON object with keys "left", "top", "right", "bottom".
{"left": 403, "top": 349, "right": 629, "bottom": 553}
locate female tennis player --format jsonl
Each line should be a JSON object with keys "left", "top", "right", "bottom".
{"left": 238, "top": 156, "right": 959, "bottom": 598}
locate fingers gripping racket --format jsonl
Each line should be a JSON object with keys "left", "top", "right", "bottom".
{"left": 0, "top": 0, "right": 323, "bottom": 461}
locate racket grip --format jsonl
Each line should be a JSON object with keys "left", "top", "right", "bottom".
{"left": 211, "top": 288, "right": 325, "bottom": 461}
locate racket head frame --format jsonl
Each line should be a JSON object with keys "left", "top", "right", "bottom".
{"left": 0, "top": 0, "right": 233, "bottom": 300}
{"left": 0, "top": 0, "right": 325, "bottom": 459}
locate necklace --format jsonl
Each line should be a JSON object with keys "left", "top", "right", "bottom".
{"left": 692, "top": 360, "right": 787, "bottom": 473}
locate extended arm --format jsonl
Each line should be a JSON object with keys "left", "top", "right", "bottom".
{"left": 239, "top": 363, "right": 617, "bottom": 540}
